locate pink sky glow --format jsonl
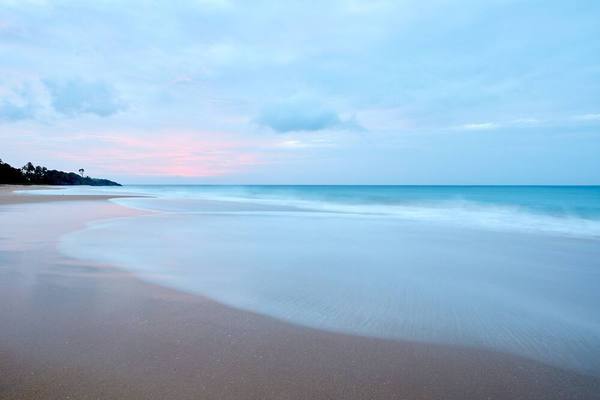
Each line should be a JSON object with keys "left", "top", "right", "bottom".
{"left": 49, "top": 132, "right": 270, "bottom": 178}
{"left": 1, "top": 123, "right": 317, "bottom": 182}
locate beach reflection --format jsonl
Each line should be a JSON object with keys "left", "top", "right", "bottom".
{"left": 59, "top": 207, "right": 600, "bottom": 375}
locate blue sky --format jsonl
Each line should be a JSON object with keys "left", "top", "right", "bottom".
{"left": 1, "top": 0, "right": 599, "bottom": 183}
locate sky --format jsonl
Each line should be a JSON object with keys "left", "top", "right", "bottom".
{"left": 0, "top": 0, "right": 599, "bottom": 184}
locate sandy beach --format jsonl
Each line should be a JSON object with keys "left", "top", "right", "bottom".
{"left": 1, "top": 186, "right": 599, "bottom": 400}
{"left": 3, "top": 1, "right": 598, "bottom": 397}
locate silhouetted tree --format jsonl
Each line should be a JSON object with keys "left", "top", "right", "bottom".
{"left": 0, "top": 159, "right": 27, "bottom": 184}
{"left": 22, "top": 162, "right": 35, "bottom": 176}
{"left": 0, "top": 159, "right": 119, "bottom": 186}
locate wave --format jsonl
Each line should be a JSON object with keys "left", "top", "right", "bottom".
{"left": 114, "top": 194, "right": 600, "bottom": 240}
{"left": 21, "top": 185, "right": 600, "bottom": 239}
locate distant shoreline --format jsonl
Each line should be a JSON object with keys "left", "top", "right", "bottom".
{"left": 0, "top": 159, "right": 120, "bottom": 186}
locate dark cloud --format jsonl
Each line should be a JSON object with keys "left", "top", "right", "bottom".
{"left": 44, "top": 79, "right": 125, "bottom": 117}
{"left": 0, "top": 100, "right": 35, "bottom": 122}
{"left": 257, "top": 99, "right": 362, "bottom": 133}
{"left": 0, "top": 83, "right": 39, "bottom": 123}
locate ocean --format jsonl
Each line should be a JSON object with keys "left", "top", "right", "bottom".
{"left": 27, "top": 185, "right": 600, "bottom": 374}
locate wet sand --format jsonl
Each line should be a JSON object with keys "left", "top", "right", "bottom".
{"left": 0, "top": 185, "right": 136, "bottom": 205}
{"left": 1, "top": 186, "right": 599, "bottom": 399}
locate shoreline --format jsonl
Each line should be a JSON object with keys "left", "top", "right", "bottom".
{"left": 0, "top": 184, "right": 140, "bottom": 205}
{"left": 1, "top": 187, "right": 599, "bottom": 399}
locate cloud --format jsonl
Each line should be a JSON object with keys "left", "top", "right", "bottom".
{"left": 257, "top": 98, "right": 361, "bottom": 133}
{"left": 275, "top": 136, "right": 336, "bottom": 149}
{"left": 573, "top": 113, "right": 600, "bottom": 121}
{"left": 0, "top": 78, "right": 124, "bottom": 121}
{"left": 451, "top": 114, "right": 600, "bottom": 132}
{"left": 48, "top": 131, "right": 266, "bottom": 178}
{"left": 44, "top": 80, "right": 125, "bottom": 117}
{"left": 0, "top": 99, "right": 35, "bottom": 122}
{"left": 457, "top": 122, "right": 499, "bottom": 131}
{"left": 511, "top": 117, "right": 541, "bottom": 126}
{"left": 0, "top": 82, "right": 41, "bottom": 123}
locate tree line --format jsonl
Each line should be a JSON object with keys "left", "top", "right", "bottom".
{"left": 0, "top": 159, "right": 120, "bottom": 186}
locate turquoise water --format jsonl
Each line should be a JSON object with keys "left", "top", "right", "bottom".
{"left": 33, "top": 185, "right": 600, "bottom": 238}
{"left": 126, "top": 185, "right": 600, "bottom": 218}
{"left": 65, "top": 184, "right": 600, "bottom": 216}
{"left": 33, "top": 185, "right": 600, "bottom": 373}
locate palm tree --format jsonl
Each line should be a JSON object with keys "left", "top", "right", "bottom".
{"left": 22, "top": 162, "right": 35, "bottom": 175}
{"left": 78, "top": 168, "right": 85, "bottom": 177}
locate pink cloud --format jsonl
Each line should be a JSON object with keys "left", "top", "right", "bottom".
{"left": 53, "top": 131, "right": 268, "bottom": 178}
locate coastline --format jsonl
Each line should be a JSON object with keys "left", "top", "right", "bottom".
{"left": 0, "top": 185, "right": 137, "bottom": 205}
{"left": 1, "top": 186, "right": 599, "bottom": 399}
